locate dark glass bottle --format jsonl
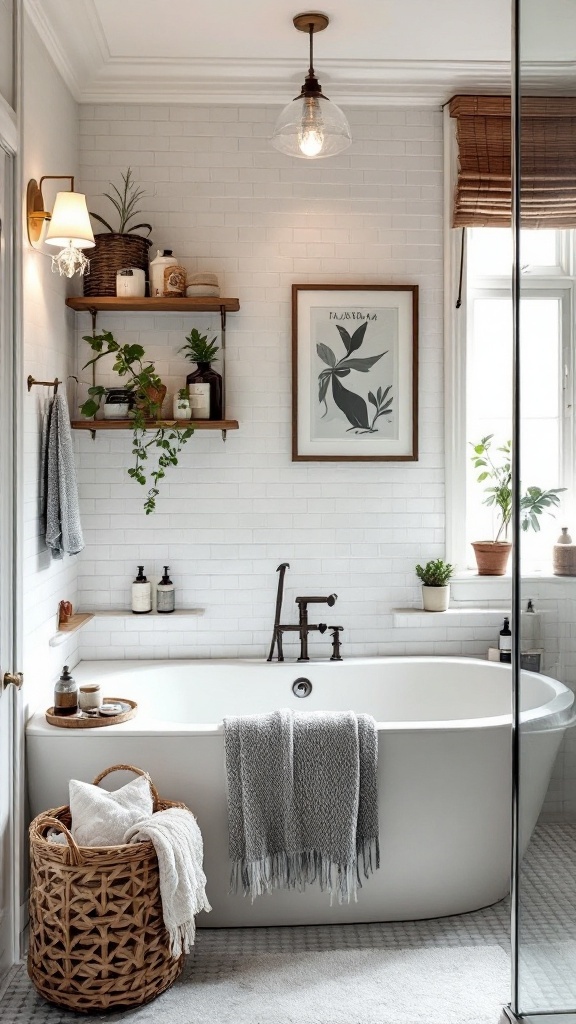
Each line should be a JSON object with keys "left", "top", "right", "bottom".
{"left": 186, "top": 362, "right": 223, "bottom": 420}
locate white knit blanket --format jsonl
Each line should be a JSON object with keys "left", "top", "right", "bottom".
{"left": 124, "top": 808, "right": 211, "bottom": 957}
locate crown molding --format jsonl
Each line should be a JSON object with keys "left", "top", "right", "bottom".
{"left": 78, "top": 57, "right": 515, "bottom": 107}
{"left": 21, "top": 3, "right": 576, "bottom": 110}
{"left": 24, "top": 0, "right": 108, "bottom": 101}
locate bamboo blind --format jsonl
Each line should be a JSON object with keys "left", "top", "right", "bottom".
{"left": 449, "top": 95, "right": 576, "bottom": 228}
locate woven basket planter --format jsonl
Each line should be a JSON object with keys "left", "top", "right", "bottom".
{"left": 83, "top": 234, "right": 152, "bottom": 297}
{"left": 28, "top": 764, "right": 185, "bottom": 1013}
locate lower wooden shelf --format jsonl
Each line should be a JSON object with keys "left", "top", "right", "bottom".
{"left": 70, "top": 419, "right": 239, "bottom": 431}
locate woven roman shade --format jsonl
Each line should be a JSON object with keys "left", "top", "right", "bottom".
{"left": 449, "top": 95, "right": 576, "bottom": 228}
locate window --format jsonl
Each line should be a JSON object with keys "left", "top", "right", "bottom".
{"left": 452, "top": 228, "right": 574, "bottom": 573}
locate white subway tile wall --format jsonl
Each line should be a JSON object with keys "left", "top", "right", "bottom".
{"left": 76, "top": 103, "right": 447, "bottom": 659}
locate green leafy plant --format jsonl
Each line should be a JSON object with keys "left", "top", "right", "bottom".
{"left": 415, "top": 559, "right": 454, "bottom": 587}
{"left": 177, "top": 386, "right": 189, "bottom": 402}
{"left": 89, "top": 167, "right": 152, "bottom": 236}
{"left": 317, "top": 322, "right": 392, "bottom": 433}
{"left": 80, "top": 330, "right": 193, "bottom": 514}
{"left": 470, "top": 435, "right": 564, "bottom": 540}
{"left": 180, "top": 328, "right": 219, "bottom": 364}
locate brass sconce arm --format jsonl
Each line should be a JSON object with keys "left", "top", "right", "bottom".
{"left": 26, "top": 175, "right": 75, "bottom": 243}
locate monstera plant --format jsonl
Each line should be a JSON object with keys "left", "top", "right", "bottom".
{"left": 317, "top": 322, "right": 393, "bottom": 433}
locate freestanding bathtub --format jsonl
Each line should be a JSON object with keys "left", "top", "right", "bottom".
{"left": 26, "top": 657, "right": 573, "bottom": 927}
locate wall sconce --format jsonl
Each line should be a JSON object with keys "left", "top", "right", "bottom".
{"left": 26, "top": 176, "right": 95, "bottom": 277}
{"left": 271, "top": 13, "right": 352, "bottom": 159}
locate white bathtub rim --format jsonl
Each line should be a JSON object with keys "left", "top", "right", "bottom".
{"left": 26, "top": 655, "right": 573, "bottom": 738}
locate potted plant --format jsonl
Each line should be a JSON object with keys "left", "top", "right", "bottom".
{"left": 470, "top": 435, "right": 564, "bottom": 575}
{"left": 415, "top": 559, "right": 454, "bottom": 612}
{"left": 84, "top": 168, "right": 152, "bottom": 297}
{"left": 80, "top": 329, "right": 193, "bottom": 514}
{"left": 179, "top": 328, "right": 223, "bottom": 420}
{"left": 173, "top": 387, "right": 191, "bottom": 420}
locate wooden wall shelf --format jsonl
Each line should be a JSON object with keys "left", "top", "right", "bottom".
{"left": 71, "top": 419, "right": 238, "bottom": 431}
{"left": 66, "top": 297, "right": 240, "bottom": 313}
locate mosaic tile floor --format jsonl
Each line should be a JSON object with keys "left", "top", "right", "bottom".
{"left": 2, "top": 824, "right": 576, "bottom": 1023}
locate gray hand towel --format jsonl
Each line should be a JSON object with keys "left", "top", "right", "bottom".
{"left": 224, "top": 708, "right": 379, "bottom": 904}
{"left": 41, "top": 391, "right": 84, "bottom": 557}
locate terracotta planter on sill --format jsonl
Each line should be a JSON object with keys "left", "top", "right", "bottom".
{"left": 471, "top": 541, "right": 512, "bottom": 576}
{"left": 421, "top": 585, "right": 450, "bottom": 612}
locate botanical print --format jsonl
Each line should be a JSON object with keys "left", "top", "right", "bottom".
{"left": 311, "top": 306, "right": 398, "bottom": 441}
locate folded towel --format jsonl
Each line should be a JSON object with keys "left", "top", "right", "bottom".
{"left": 124, "top": 807, "right": 211, "bottom": 957}
{"left": 224, "top": 708, "right": 379, "bottom": 905}
{"left": 41, "top": 391, "right": 84, "bottom": 557}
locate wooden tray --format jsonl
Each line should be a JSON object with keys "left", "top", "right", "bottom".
{"left": 45, "top": 698, "right": 137, "bottom": 729}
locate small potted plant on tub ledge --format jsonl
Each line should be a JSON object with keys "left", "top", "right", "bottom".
{"left": 470, "top": 435, "right": 564, "bottom": 575}
{"left": 415, "top": 559, "right": 454, "bottom": 612}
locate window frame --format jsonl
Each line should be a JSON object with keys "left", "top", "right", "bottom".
{"left": 444, "top": 109, "right": 576, "bottom": 575}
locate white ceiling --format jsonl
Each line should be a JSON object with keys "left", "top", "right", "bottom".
{"left": 24, "top": 0, "right": 575, "bottom": 106}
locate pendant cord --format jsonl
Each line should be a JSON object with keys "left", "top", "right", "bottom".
{"left": 308, "top": 23, "right": 314, "bottom": 77}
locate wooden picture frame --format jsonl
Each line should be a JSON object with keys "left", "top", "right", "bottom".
{"left": 292, "top": 284, "right": 418, "bottom": 461}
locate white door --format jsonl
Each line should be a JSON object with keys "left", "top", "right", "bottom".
{"left": 0, "top": 138, "right": 23, "bottom": 976}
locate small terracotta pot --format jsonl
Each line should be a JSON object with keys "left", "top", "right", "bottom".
{"left": 471, "top": 541, "right": 512, "bottom": 576}
{"left": 135, "top": 384, "right": 167, "bottom": 420}
{"left": 421, "top": 585, "right": 450, "bottom": 612}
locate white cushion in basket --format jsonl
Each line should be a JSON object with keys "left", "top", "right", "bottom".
{"left": 69, "top": 774, "right": 153, "bottom": 847}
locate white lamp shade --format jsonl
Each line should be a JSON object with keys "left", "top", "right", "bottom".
{"left": 45, "top": 191, "right": 95, "bottom": 249}
{"left": 271, "top": 94, "right": 352, "bottom": 159}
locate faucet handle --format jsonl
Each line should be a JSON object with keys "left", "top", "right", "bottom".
{"left": 318, "top": 623, "right": 328, "bottom": 634}
{"left": 329, "top": 626, "right": 343, "bottom": 662}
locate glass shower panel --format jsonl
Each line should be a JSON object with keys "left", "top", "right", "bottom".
{"left": 513, "top": 0, "right": 576, "bottom": 1018}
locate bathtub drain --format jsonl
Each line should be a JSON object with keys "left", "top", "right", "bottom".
{"left": 292, "top": 677, "right": 312, "bottom": 698}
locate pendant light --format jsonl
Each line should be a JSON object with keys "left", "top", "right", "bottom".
{"left": 271, "top": 13, "right": 352, "bottom": 159}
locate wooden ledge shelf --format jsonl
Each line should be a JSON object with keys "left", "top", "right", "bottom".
{"left": 66, "top": 297, "right": 240, "bottom": 313}
{"left": 71, "top": 419, "right": 238, "bottom": 431}
{"left": 49, "top": 613, "right": 94, "bottom": 648}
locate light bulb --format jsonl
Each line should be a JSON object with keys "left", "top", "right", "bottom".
{"left": 298, "top": 96, "right": 324, "bottom": 158}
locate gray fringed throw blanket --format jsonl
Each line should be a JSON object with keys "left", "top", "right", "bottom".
{"left": 224, "top": 708, "right": 379, "bottom": 904}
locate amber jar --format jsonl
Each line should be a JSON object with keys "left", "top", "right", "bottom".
{"left": 53, "top": 666, "right": 78, "bottom": 717}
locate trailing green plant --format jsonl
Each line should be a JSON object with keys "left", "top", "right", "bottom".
{"left": 470, "top": 435, "right": 564, "bottom": 540}
{"left": 89, "top": 167, "right": 152, "bottom": 236}
{"left": 179, "top": 327, "right": 219, "bottom": 364}
{"left": 80, "top": 330, "right": 193, "bottom": 514}
{"left": 415, "top": 559, "right": 454, "bottom": 587}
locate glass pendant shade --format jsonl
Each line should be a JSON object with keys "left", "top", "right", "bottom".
{"left": 45, "top": 191, "right": 95, "bottom": 249}
{"left": 272, "top": 93, "right": 352, "bottom": 159}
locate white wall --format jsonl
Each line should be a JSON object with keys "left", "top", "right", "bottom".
{"left": 22, "top": 15, "right": 80, "bottom": 708}
{"left": 74, "top": 103, "right": 447, "bottom": 660}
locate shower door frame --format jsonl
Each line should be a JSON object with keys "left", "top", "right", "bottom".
{"left": 0, "top": 0, "right": 24, "bottom": 980}
{"left": 506, "top": 0, "right": 576, "bottom": 1019}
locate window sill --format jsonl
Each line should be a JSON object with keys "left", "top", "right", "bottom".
{"left": 451, "top": 571, "right": 574, "bottom": 603}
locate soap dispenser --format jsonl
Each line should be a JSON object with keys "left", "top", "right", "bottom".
{"left": 499, "top": 617, "right": 512, "bottom": 663}
{"left": 157, "top": 566, "right": 175, "bottom": 614}
{"left": 132, "top": 566, "right": 152, "bottom": 614}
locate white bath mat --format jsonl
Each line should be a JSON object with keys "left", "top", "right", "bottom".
{"left": 123, "top": 946, "right": 510, "bottom": 1024}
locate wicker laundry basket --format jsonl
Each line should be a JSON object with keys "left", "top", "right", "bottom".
{"left": 28, "top": 764, "right": 185, "bottom": 1013}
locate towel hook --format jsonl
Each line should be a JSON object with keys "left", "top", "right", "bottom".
{"left": 27, "top": 375, "right": 61, "bottom": 394}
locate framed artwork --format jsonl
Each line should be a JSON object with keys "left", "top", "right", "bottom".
{"left": 292, "top": 284, "right": 418, "bottom": 461}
